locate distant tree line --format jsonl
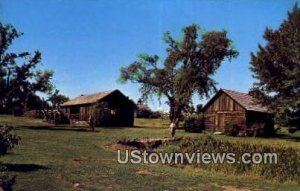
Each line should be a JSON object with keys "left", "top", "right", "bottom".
{"left": 135, "top": 99, "right": 162, "bottom": 119}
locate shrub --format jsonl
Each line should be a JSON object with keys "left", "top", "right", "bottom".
{"left": 136, "top": 108, "right": 162, "bottom": 119}
{"left": 288, "top": 126, "right": 298, "bottom": 134}
{"left": 224, "top": 123, "right": 239, "bottom": 136}
{"left": 54, "top": 112, "right": 70, "bottom": 124}
{"left": 0, "top": 125, "right": 21, "bottom": 155}
{"left": 248, "top": 122, "right": 275, "bottom": 137}
{"left": 0, "top": 175, "right": 15, "bottom": 191}
{"left": 136, "top": 107, "right": 152, "bottom": 118}
{"left": 183, "top": 115, "right": 204, "bottom": 133}
{"left": 149, "top": 111, "right": 162, "bottom": 119}
{"left": 0, "top": 126, "right": 19, "bottom": 190}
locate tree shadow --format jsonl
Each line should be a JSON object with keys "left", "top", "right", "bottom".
{"left": 20, "top": 125, "right": 130, "bottom": 131}
{"left": 1, "top": 163, "right": 49, "bottom": 173}
{"left": 133, "top": 125, "right": 167, "bottom": 129}
{"left": 0, "top": 175, "right": 15, "bottom": 191}
{"left": 274, "top": 133, "right": 300, "bottom": 142}
{"left": 20, "top": 125, "right": 94, "bottom": 132}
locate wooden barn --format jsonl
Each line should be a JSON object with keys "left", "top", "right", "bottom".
{"left": 203, "top": 89, "right": 273, "bottom": 134}
{"left": 61, "top": 89, "right": 136, "bottom": 127}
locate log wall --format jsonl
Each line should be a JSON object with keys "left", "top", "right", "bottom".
{"left": 204, "top": 93, "right": 247, "bottom": 132}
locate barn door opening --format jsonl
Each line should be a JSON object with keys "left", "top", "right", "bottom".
{"left": 70, "top": 106, "right": 80, "bottom": 121}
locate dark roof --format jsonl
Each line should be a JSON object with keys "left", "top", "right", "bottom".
{"left": 61, "top": 89, "right": 117, "bottom": 106}
{"left": 203, "top": 89, "right": 269, "bottom": 113}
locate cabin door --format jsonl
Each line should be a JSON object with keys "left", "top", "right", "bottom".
{"left": 217, "top": 113, "right": 225, "bottom": 131}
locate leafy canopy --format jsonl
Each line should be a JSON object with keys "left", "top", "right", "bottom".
{"left": 120, "top": 24, "right": 238, "bottom": 131}
{"left": 250, "top": 4, "right": 300, "bottom": 127}
{"left": 0, "top": 22, "right": 58, "bottom": 113}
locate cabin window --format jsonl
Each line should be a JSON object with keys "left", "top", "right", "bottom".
{"left": 70, "top": 106, "right": 80, "bottom": 114}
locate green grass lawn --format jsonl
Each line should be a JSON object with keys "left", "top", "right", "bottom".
{"left": 0, "top": 115, "right": 299, "bottom": 190}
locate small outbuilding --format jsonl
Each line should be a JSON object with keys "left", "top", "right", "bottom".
{"left": 203, "top": 89, "right": 274, "bottom": 135}
{"left": 61, "top": 89, "right": 136, "bottom": 127}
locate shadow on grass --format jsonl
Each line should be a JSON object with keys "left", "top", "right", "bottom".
{"left": 20, "top": 125, "right": 95, "bottom": 132}
{"left": 1, "top": 163, "right": 49, "bottom": 172}
{"left": 19, "top": 125, "right": 129, "bottom": 131}
{"left": 274, "top": 133, "right": 300, "bottom": 142}
{"left": 0, "top": 175, "right": 15, "bottom": 191}
{"left": 133, "top": 125, "right": 168, "bottom": 129}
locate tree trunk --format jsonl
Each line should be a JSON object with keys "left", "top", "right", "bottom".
{"left": 169, "top": 107, "right": 180, "bottom": 137}
{"left": 169, "top": 118, "right": 179, "bottom": 137}
{"left": 168, "top": 99, "right": 181, "bottom": 137}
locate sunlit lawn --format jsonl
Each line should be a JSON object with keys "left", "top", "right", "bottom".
{"left": 0, "top": 115, "right": 299, "bottom": 190}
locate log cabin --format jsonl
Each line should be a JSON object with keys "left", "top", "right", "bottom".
{"left": 61, "top": 89, "right": 136, "bottom": 127}
{"left": 203, "top": 89, "right": 274, "bottom": 134}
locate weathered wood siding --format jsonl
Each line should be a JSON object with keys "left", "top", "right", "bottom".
{"left": 61, "top": 91, "right": 135, "bottom": 127}
{"left": 204, "top": 93, "right": 247, "bottom": 132}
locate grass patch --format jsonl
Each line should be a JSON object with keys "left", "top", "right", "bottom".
{"left": 160, "top": 136, "right": 300, "bottom": 182}
{"left": 0, "top": 115, "right": 299, "bottom": 190}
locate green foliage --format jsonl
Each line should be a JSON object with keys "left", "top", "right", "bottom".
{"left": 0, "top": 125, "right": 20, "bottom": 155}
{"left": 136, "top": 106, "right": 161, "bottom": 119}
{"left": 224, "top": 123, "right": 240, "bottom": 136}
{"left": 120, "top": 24, "right": 238, "bottom": 136}
{"left": 0, "top": 175, "right": 15, "bottom": 191}
{"left": 195, "top": 104, "right": 203, "bottom": 114}
{"left": 24, "top": 93, "right": 45, "bottom": 111}
{"left": 0, "top": 22, "right": 55, "bottom": 115}
{"left": 164, "top": 136, "right": 300, "bottom": 182}
{"left": 90, "top": 102, "right": 112, "bottom": 127}
{"left": 288, "top": 126, "right": 298, "bottom": 134}
{"left": 247, "top": 122, "right": 275, "bottom": 137}
{"left": 250, "top": 4, "right": 300, "bottom": 127}
{"left": 47, "top": 89, "right": 69, "bottom": 109}
{"left": 183, "top": 114, "right": 204, "bottom": 133}
{"left": 0, "top": 124, "right": 20, "bottom": 190}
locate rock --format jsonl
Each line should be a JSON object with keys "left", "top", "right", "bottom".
{"left": 213, "top": 131, "right": 223, "bottom": 135}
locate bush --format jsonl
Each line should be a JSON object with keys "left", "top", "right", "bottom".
{"left": 0, "top": 175, "right": 15, "bottom": 191}
{"left": 183, "top": 115, "right": 204, "bottom": 133}
{"left": 288, "top": 126, "right": 298, "bottom": 134}
{"left": 136, "top": 107, "right": 152, "bottom": 118}
{"left": 54, "top": 112, "right": 70, "bottom": 124}
{"left": 248, "top": 122, "right": 275, "bottom": 137}
{"left": 149, "top": 111, "right": 162, "bottom": 119}
{"left": 162, "top": 136, "right": 300, "bottom": 182}
{"left": 224, "top": 123, "right": 239, "bottom": 136}
{"left": 0, "top": 126, "right": 19, "bottom": 190}
{"left": 0, "top": 125, "right": 21, "bottom": 155}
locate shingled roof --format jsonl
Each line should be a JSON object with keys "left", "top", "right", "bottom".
{"left": 61, "top": 90, "right": 116, "bottom": 107}
{"left": 204, "top": 89, "right": 269, "bottom": 113}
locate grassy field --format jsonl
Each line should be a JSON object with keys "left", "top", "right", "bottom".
{"left": 0, "top": 115, "right": 299, "bottom": 190}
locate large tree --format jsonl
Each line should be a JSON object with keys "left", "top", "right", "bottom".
{"left": 120, "top": 24, "right": 238, "bottom": 136}
{"left": 0, "top": 22, "right": 54, "bottom": 114}
{"left": 250, "top": 4, "right": 300, "bottom": 128}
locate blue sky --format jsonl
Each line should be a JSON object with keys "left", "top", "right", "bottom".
{"left": 1, "top": 0, "right": 298, "bottom": 111}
